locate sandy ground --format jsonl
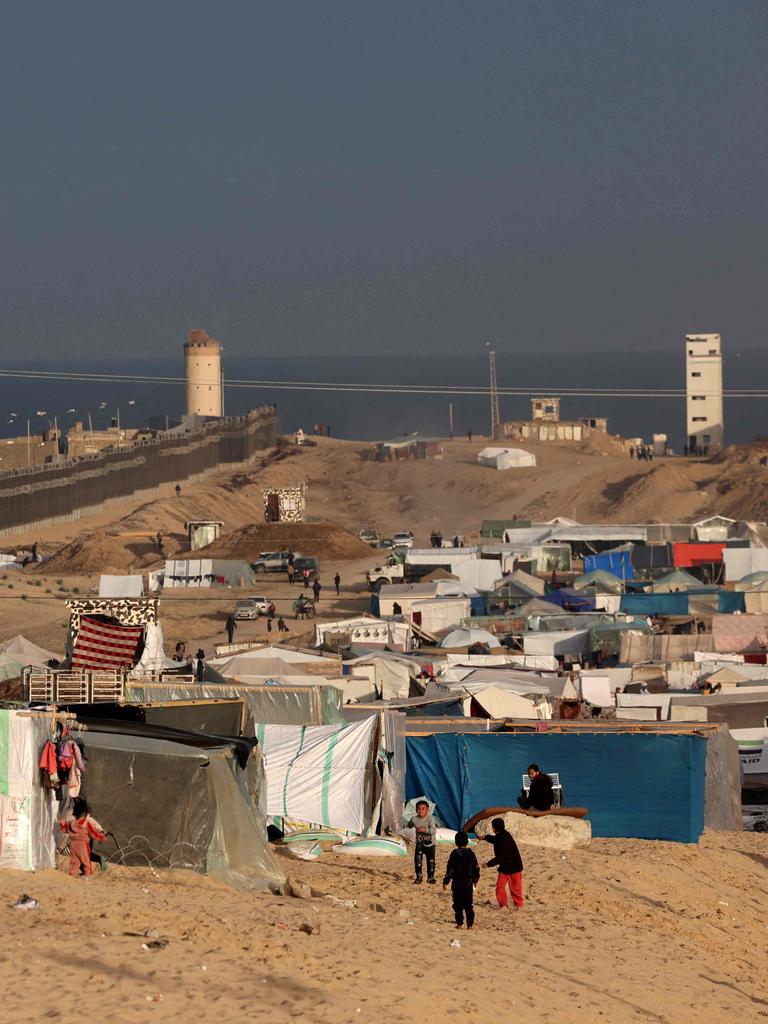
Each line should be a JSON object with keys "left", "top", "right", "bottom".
{"left": 1, "top": 830, "right": 767, "bottom": 1024}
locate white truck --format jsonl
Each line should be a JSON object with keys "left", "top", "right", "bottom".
{"left": 366, "top": 556, "right": 450, "bottom": 591}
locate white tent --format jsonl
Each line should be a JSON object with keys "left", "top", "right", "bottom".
{"left": 441, "top": 627, "right": 499, "bottom": 649}
{"left": 0, "top": 635, "right": 61, "bottom": 668}
{"left": 257, "top": 716, "right": 378, "bottom": 833}
{"left": 99, "top": 574, "right": 143, "bottom": 598}
{"left": 477, "top": 447, "right": 537, "bottom": 470}
{"left": 462, "top": 687, "right": 547, "bottom": 719}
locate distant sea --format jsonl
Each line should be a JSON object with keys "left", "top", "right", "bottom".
{"left": 1, "top": 349, "right": 766, "bottom": 450}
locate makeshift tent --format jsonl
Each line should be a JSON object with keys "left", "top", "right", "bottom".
{"left": 588, "top": 621, "right": 652, "bottom": 657}
{"left": 620, "top": 592, "right": 689, "bottom": 616}
{"left": 735, "top": 570, "right": 768, "bottom": 591}
{"left": 99, "top": 575, "right": 143, "bottom": 598}
{"left": 463, "top": 687, "right": 544, "bottom": 719}
{"left": 406, "top": 732, "right": 707, "bottom": 841}
{"left": 724, "top": 548, "right": 768, "bottom": 583}
{"left": 130, "top": 621, "right": 177, "bottom": 677}
{"left": 572, "top": 570, "right": 623, "bottom": 594}
{"left": 583, "top": 545, "right": 634, "bottom": 579}
{"left": 163, "top": 559, "right": 256, "bottom": 588}
{"left": 673, "top": 543, "right": 725, "bottom": 568}
{"left": 343, "top": 655, "right": 415, "bottom": 701}
{"left": 523, "top": 629, "right": 590, "bottom": 657}
{"left": 256, "top": 717, "right": 378, "bottom": 833}
{"left": 631, "top": 543, "right": 673, "bottom": 570}
{"left": 81, "top": 719, "right": 283, "bottom": 889}
{"left": 0, "top": 635, "right": 61, "bottom": 668}
{"left": 653, "top": 568, "right": 701, "bottom": 592}
{"left": 477, "top": 447, "right": 536, "bottom": 470}
{"left": 0, "top": 710, "right": 57, "bottom": 870}
{"left": 542, "top": 587, "right": 596, "bottom": 611}
{"left": 712, "top": 614, "right": 768, "bottom": 654}
{"left": 441, "top": 627, "right": 499, "bottom": 649}
{"left": 126, "top": 681, "right": 344, "bottom": 725}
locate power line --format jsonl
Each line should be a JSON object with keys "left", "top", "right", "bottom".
{"left": 0, "top": 367, "right": 765, "bottom": 398}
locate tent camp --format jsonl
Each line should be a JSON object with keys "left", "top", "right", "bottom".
{"left": 477, "top": 447, "right": 537, "bottom": 470}
{"left": 440, "top": 627, "right": 499, "bottom": 649}
{"left": 572, "top": 570, "right": 624, "bottom": 594}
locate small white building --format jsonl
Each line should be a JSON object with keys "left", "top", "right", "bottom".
{"left": 477, "top": 447, "right": 537, "bottom": 470}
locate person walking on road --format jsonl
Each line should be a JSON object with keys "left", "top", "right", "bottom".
{"left": 312, "top": 578, "right": 321, "bottom": 603}
{"left": 334, "top": 572, "right": 341, "bottom": 596}
{"left": 225, "top": 614, "right": 236, "bottom": 644}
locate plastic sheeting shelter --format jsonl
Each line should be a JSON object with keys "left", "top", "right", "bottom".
{"left": 83, "top": 721, "right": 284, "bottom": 890}
{"left": 0, "top": 635, "right": 61, "bottom": 668}
{"left": 572, "top": 570, "right": 623, "bottom": 594}
{"left": 653, "top": 568, "right": 701, "bottom": 592}
{"left": 256, "top": 717, "right": 378, "bottom": 834}
{"left": 673, "top": 543, "right": 725, "bottom": 568}
{"left": 126, "top": 681, "right": 344, "bottom": 726}
{"left": 0, "top": 710, "right": 57, "bottom": 870}
{"left": 405, "top": 732, "right": 708, "bottom": 842}
{"left": 583, "top": 546, "right": 634, "bottom": 580}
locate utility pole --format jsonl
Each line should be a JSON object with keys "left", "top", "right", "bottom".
{"left": 488, "top": 344, "right": 500, "bottom": 439}
{"left": 448, "top": 402, "right": 454, "bottom": 440}
{"left": 26, "top": 419, "right": 31, "bottom": 467}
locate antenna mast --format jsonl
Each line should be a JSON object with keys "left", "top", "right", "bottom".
{"left": 488, "top": 344, "right": 500, "bottom": 438}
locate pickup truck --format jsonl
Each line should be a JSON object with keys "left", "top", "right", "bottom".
{"left": 251, "top": 551, "right": 293, "bottom": 573}
{"left": 366, "top": 557, "right": 449, "bottom": 590}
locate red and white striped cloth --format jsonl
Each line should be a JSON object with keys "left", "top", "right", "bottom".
{"left": 71, "top": 616, "right": 143, "bottom": 670}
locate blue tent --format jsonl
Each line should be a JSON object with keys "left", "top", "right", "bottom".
{"left": 543, "top": 587, "right": 595, "bottom": 611}
{"left": 620, "top": 592, "right": 689, "bottom": 616}
{"left": 406, "top": 732, "right": 706, "bottom": 843}
{"left": 583, "top": 545, "right": 634, "bottom": 580}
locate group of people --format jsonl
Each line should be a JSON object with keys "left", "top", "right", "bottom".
{"left": 628, "top": 444, "right": 654, "bottom": 461}
{"left": 408, "top": 800, "right": 525, "bottom": 930}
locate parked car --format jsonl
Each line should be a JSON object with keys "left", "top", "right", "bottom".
{"left": 232, "top": 596, "right": 269, "bottom": 620}
{"left": 358, "top": 527, "right": 380, "bottom": 546}
{"left": 251, "top": 551, "right": 293, "bottom": 573}
{"left": 391, "top": 530, "right": 414, "bottom": 549}
{"left": 378, "top": 537, "right": 395, "bottom": 550}
{"left": 293, "top": 556, "right": 320, "bottom": 582}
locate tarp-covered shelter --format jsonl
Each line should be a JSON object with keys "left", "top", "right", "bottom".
{"left": 256, "top": 716, "right": 379, "bottom": 834}
{"left": 477, "top": 447, "right": 536, "bottom": 470}
{"left": 405, "top": 730, "right": 714, "bottom": 841}
{"left": 163, "top": 559, "right": 256, "bottom": 588}
{"left": 81, "top": 719, "right": 283, "bottom": 889}
{"left": 572, "top": 570, "right": 624, "bottom": 594}
{"left": 583, "top": 545, "right": 634, "bottom": 579}
{"left": 653, "top": 568, "right": 701, "bottom": 592}
{"left": 0, "top": 709, "right": 57, "bottom": 870}
{"left": 126, "top": 681, "right": 344, "bottom": 726}
{"left": 441, "top": 627, "right": 499, "bottom": 649}
{"left": 673, "top": 543, "right": 725, "bottom": 568}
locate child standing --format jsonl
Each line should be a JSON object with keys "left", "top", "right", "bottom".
{"left": 481, "top": 817, "right": 524, "bottom": 910}
{"left": 60, "top": 797, "right": 107, "bottom": 878}
{"left": 408, "top": 799, "right": 437, "bottom": 884}
{"left": 443, "top": 831, "right": 480, "bottom": 929}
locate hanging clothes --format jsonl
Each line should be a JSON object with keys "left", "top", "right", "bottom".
{"left": 39, "top": 740, "right": 59, "bottom": 786}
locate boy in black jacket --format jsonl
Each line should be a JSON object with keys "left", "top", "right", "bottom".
{"left": 482, "top": 817, "right": 524, "bottom": 910}
{"left": 442, "top": 830, "right": 480, "bottom": 929}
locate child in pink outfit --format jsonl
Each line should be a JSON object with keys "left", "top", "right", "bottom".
{"left": 60, "top": 798, "right": 107, "bottom": 877}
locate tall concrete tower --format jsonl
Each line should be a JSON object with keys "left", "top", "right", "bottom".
{"left": 685, "top": 333, "right": 723, "bottom": 453}
{"left": 184, "top": 330, "right": 223, "bottom": 417}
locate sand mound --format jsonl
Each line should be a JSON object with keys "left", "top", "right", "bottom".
{"left": 599, "top": 463, "right": 707, "bottom": 522}
{"left": 194, "top": 522, "right": 373, "bottom": 561}
{"left": 40, "top": 531, "right": 165, "bottom": 574}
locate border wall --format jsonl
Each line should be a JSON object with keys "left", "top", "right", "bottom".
{"left": 0, "top": 406, "right": 277, "bottom": 537}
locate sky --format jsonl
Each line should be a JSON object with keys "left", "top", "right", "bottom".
{"left": 1, "top": 1, "right": 766, "bottom": 360}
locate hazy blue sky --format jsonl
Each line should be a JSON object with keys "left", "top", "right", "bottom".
{"left": 1, "top": 1, "right": 766, "bottom": 359}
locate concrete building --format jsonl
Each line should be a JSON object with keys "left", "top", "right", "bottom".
{"left": 685, "top": 334, "right": 723, "bottom": 453}
{"left": 67, "top": 422, "right": 139, "bottom": 458}
{"left": 184, "top": 329, "right": 223, "bottom": 417}
{"left": 0, "top": 430, "right": 60, "bottom": 471}
{"left": 503, "top": 398, "right": 610, "bottom": 445}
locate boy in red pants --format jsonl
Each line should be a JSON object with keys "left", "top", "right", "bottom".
{"left": 481, "top": 817, "right": 524, "bottom": 910}
{"left": 60, "top": 798, "right": 107, "bottom": 878}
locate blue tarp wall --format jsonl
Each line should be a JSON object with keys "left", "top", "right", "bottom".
{"left": 406, "top": 732, "right": 706, "bottom": 843}
{"left": 620, "top": 592, "right": 690, "bottom": 615}
{"left": 543, "top": 587, "right": 596, "bottom": 611}
{"left": 584, "top": 548, "right": 634, "bottom": 579}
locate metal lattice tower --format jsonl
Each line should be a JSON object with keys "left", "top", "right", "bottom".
{"left": 488, "top": 345, "right": 500, "bottom": 438}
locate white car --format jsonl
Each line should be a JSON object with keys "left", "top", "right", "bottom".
{"left": 233, "top": 596, "right": 270, "bottom": 620}
{"left": 391, "top": 531, "right": 414, "bottom": 549}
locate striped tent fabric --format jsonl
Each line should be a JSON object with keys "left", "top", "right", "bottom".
{"left": 72, "top": 616, "right": 143, "bottom": 670}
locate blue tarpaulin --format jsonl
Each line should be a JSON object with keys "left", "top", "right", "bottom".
{"left": 619, "top": 592, "right": 690, "bottom": 616}
{"left": 405, "top": 732, "right": 706, "bottom": 843}
{"left": 584, "top": 546, "right": 634, "bottom": 579}
{"left": 717, "top": 591, "right": 746, "bottom": 614}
